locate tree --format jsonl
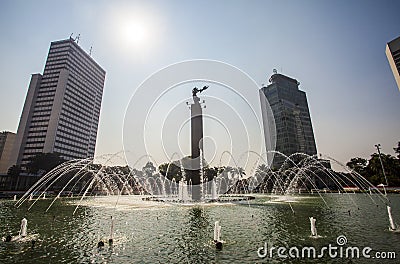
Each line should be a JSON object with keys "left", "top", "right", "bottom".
{"left": 7, "top": 165, "right": 21, "bottom": 190}
{"left": 364, "top": 153, "right": 400, "bottom": 186}
{"left": 26, "top": 153, "right": 66, "bottom": 175}
{"left": 232, "top": 167, "right": 246, "bottom": 179}
{"left": 203, "top": 166, "right": 219, "bottom": 182}
{"left": 142, "top": 161, "right": 156, "bottom": 177}
{"left": 346, "top": 157, "right": 368, "bottom": 175}
{"left": 394, "top": 141, "right": 400, "bottom": 159}
{"left": 158, "top": 162, "right": 182, "bottom": 181}
{"left": 7, "top": 164, "right": 21, "bottom": 177}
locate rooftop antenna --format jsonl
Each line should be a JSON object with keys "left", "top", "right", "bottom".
{"left": 89, "top": 46, "right": 93, "bottom": 56}
{"left": 76, "top": 34, "right": 81, "bottom": 44}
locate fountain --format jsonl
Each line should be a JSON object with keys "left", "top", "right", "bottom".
{"left": 178, "top": 180, "right": 190, "bottom": 202}
{"left": 18, "top": 84, "right": 394, "bottom": 208}
{"left": 214, "top": 221, "right": 222, "bottom": 249}
{"left": 19, "top": 218, "right": 27, "bottom": 237}
{"left": 109, "top": 216, "right": 114, "bottom": 244}
{"left": 309, "top": 217, "right": 317, "bottom": 237}
{"left": 211, "top": 178, "right": 218, "bottom": 201}
{"left": 3, "top": 80, "right": 399, "bottom": 262}
{"left": 387, "top": 206, "right": 397, "bottom": 231}
{"left": 7, "top": 136, "right": 398, "bottom": 262}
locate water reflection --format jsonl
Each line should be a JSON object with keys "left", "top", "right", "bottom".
{"left": 1, "top": 195, "right": 400, "bottom": 263}
{"left": 179, "top": 207, "right": 211, "bottom": 263}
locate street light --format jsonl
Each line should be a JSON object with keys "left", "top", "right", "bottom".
{"left": 375, "top": 144, "right": 388, "bottom": 196}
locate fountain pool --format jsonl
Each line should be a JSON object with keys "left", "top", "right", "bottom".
{"left": 1, "top": 194, "right": 399, "bottom": 263}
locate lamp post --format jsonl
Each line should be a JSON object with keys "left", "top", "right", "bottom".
{"left": 375, "top": 144, "right": 388, "bottom": 196}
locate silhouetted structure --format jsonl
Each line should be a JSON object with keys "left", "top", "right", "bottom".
{"left": 386, "top": 36, "right": 400, "bottom": 91}
{"left": 10, "top": 37, "right": 106, "bottom": 171}
{"left": 0, "top": 131, "right": 16, "bottom": 174}
{"left": 189, "top": 86, "right": 208, "bottom": 200}
{"left": 260, "top": 72, "right": 317, "bottom": 169}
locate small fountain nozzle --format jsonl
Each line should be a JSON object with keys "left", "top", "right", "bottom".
{"left": 215, "top": 241, "right": 223, "bottom": 250}
{"left": 97, "top": 240, "right": 105, "bottom": 248}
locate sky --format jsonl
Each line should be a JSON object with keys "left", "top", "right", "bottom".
{"left": 0, "top": 0, "right": 399, "bottom": 170}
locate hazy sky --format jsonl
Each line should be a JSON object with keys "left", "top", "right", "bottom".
{"left": 0, "top": 0, "right": 399, "bottom": 169}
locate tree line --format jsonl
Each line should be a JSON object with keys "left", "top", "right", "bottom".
{"left": 346, "top": 142, "right": 400, "bottom": 186}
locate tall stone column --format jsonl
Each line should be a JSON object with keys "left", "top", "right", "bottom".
{"left": 190, "top": 95, "right": 203, "bottom": 201}
{"left": 187, "top": 85, "right": 208, "bottom": 201}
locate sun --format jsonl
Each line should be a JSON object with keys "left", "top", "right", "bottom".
{"left": 108, "top": 5, "right": 160, "bottom": 56}
{"left": 122, "top": 21, "right": 148, "bottom": 47}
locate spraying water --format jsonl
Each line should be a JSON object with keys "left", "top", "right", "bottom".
{"left": 211, "top": 178, "right": 218, "bottom": 200}
{"left": 178, "top": 180, "right": 190, "bottom": 202}
{"left": 20, "top": 218, "right": 28, "bottom": 237}
{"left": 214, "top": 220, "right": 222, "bottom": 249}
{"left": 387, "top": 206, "right": 396, "bottom": 231}
{"left": 109, "top": 216, "right": 114, "bottom": 243}
{"left": 309, "top": 217, "right": 317, "bottom": 236}
{"left": 214, "top": 221, "right": 221, "bottom": 242}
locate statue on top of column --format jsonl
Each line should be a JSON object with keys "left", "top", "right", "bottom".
{"left": 192, "top": 85, "right": 209, "bottom": 97}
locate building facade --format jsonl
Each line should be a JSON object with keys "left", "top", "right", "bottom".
{"left": 260, "top": 73, "right": 317, "bottom": 168}
{"left": 386, "top": 36, "right": 400, "bottom": 91}
{"left": 0, "top": 131, "right": 16, "bottom": 174}
{"left": 11, "top": 38, "right": 106, "bottom": 169}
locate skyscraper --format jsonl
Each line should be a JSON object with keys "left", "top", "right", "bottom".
{"left": 11, "top": 37, "right": 106, "bottom": 169}
{"left": 0, "top": 131, "right": 16, "bottom": 174}
{"left": 386, "top": 36, "right": 400, "bottom": 91}
{"left": 260, "top": 72, "right": 317, "bottom": 168}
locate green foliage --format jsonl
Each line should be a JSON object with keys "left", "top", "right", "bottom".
{"left": 158, "top": 162, "right": 182, "bottom": 181}
{"left": 203, "top": 166, "right": 219, "bottom": 182}
{"left": 158, "top": 160, "right": 244, "bottom": 183}
{"left": 7, "top": 164, "right": 21, "bottom": 177}
{"left": 394, "top": 141, "right": 400, "bottom": 159}
{"left": 364, "top": 153, "right": 400, "bottom": 186}
{"left": 142, "top": 161, "right": 156, "bottom": 177}
{"left": 347, "top": 142, "right": 400, "bottom": 186}
{"left": 346, "top": 157, "right": 368, "bottom": 175}
{"left": 26, "top": 153, "right": 66, "bottom": 175}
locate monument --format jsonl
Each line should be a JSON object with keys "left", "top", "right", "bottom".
{"left": 189, "top": 85, "right": 208, "bottom": 201}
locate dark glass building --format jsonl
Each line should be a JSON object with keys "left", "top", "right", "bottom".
{"left": 260, "top": 73, "right": 317, "bottom": 168}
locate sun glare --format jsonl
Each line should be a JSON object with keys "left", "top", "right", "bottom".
{"left": 107, "top": 5, "right": 160, "bottom": 56}
{"left": 122, "top": 21, "right": 148, "bottom": 47}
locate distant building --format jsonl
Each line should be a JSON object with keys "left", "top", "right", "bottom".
{"left": 386, "top": 36, "right": 400, "bottom": 91}
{"left": 11, "top": 37, "right": 106, "bottom": 170}
{"left": 0, "top": 131, "right": 16, "bottom": 174}
{"left": 260, "top": 72, "right": 317, "bottom": 168}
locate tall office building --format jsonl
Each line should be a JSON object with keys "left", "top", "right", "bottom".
{"left": 386, "top": 36, "right": 400, "bottom": 91}
{"left": 11, "top": 37, "right": 106, "bottom": 169}
{"left": 260, "top": 72, "right": 317, "bottom": 168}
{"left": 0, "top": 131, "right": 16, "bottom": 174}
